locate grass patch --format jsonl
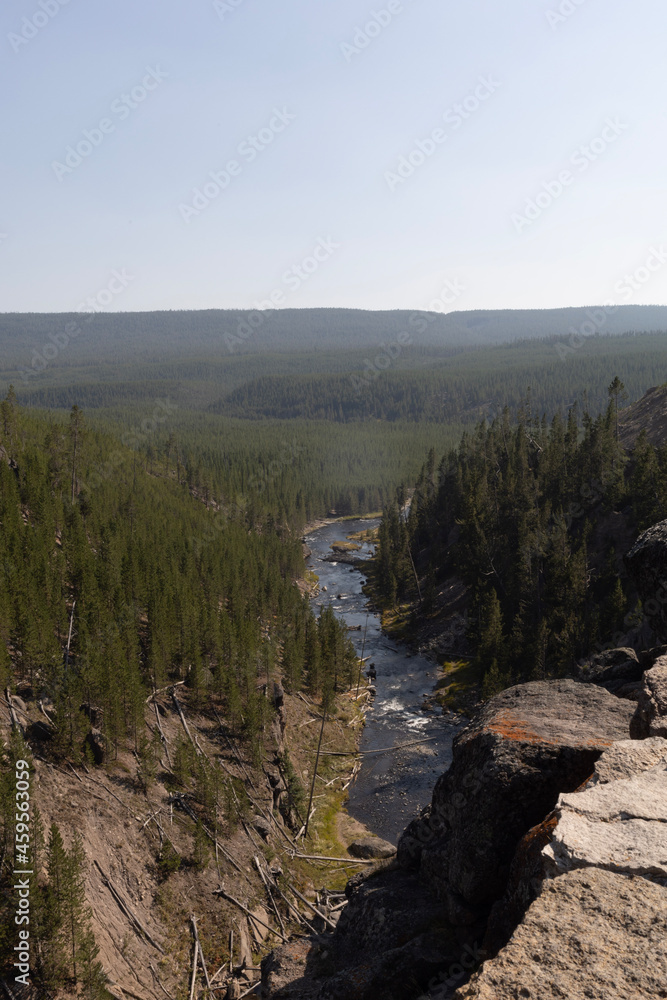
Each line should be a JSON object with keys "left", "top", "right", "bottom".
{"left": 433, "top": 660, "right": 482, "bottom": 713}
{"left": 346, "top": 527, "right": 379, "bottom": 543}
{"left": 380, "top": 605, "right": 412, "bottom": 641}
{"left": 330, "top": 540, "right": 362, "bottom": 552}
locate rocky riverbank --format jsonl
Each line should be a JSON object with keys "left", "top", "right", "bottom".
{"left": 261, "top": 518, "right": 667, "bottom": 1000}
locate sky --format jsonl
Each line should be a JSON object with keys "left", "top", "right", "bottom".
{"left": 1, "top": 0, "right": 666, "bottom": 315}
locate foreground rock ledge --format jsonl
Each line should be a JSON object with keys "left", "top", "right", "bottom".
{"left": 262, "top": 681, "right": 634, "bottom": 1000}
{"left": 544, "top": 759, "right": 667, "bottom": 879}
{"left": 453, "top": 868, "right": 667, "bottom": 1000}
{"left": 398, "top": 680, "right": 634, "bottom": 910}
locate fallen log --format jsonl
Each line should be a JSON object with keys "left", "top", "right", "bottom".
{"left": 188, "top": 933, "right": 198, "bottom": 1000}
{"left": 169, "top": 793, "right": 248, "bottom": 880}
{"left": 284, "top": 881, "right": 337, "bottom": 931}
{"left": 253, "top": 856, "right": 286, "bottom": 936}
{"left": 4, "top": 689, "right": 23, "bottom": 733}
{"left": 271, "top": 882, "right": 318, "bottom": 935}
{"left": 191, "top": 914, "right": 212, "bottom": 991}
{"left": 320, "top": 736, "right": 438, "bottom": 756}
{"left": 171, "top": 691, "right": 202, "bottom": 757}
{"left": 153, "top": 700, "right": 173, "bottom": 768}
{"left": 149, "top": 960, "right": 175, "bottom": 1000}
{"left": 289, "top": 851, "right": 375, "bottom": 866}
{"left": 94, "top": 861, "right": 165, "bottom": 954}
{"left": 146, "top": 680, "right": 185, "bottom": 704}
{"left": 213, "top": 887, "right": 288, "bottom": 943}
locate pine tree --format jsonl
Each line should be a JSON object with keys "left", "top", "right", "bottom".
{"left": 69, "top": 405, "right": 85, "bottom": 504}
{"left": 136, "top": 728, "right": 162, "bottom": 794}
{"left": 77, "top": 927, "right": 110, "bottom": 999}
{"left": 474, "top": 588, "right": 506, "bottom": 676}
{"left": 192, "top": 820, "right": 211, "bottom": 871}
{"left": 44, "top": 824, "right": 69, "bottom": 987}
{"left": 607, "top": 376, "right": 628, "bottom": 443}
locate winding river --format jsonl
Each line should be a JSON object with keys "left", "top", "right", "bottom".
{"left": 304, "top": 518, "right": 463, "bottom": 844}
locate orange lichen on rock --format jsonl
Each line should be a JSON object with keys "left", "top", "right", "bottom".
{"left": 487, "top": 711, "right": 545, "bottom": 745}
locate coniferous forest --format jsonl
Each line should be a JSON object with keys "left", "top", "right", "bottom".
{"left": 376, "top": 379, "right": 667, "bottom": 694}
{"left": 7, "top": 4, "right": 667, "bottom": 996}
{"left": 1, "top": 312, "right": 666, "bottom": 997}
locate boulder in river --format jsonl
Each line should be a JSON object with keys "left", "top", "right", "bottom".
{"left": 348, "top": 837, "right": 396, "bottom": 859}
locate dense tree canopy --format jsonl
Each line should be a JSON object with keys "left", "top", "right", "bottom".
{"left": 377, "top": 385, "right": 667, "bottom": 691}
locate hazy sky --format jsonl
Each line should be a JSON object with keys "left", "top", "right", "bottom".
{"left": 2, "top": 0, "right": 666, "bottom": 314}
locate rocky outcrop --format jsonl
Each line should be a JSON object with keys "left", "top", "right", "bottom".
{"left": 577, "top": 646, "right": 643, "bottom": 697}
{"left": 590, "top": 734, "right": 667, "bottom": 781}
{"left": 630, "top": 657, "right": 667, "bottom": 737}
{"left": 262, "top": 868, "right": 458, "bottom": 1000}
{"left": 348, "top": 837, "right": 396, "bottom": 860}
{"left": 459, "top": 736, "right": 667, "bottom": 999}
{"left": 453, "top": 868, "right": 667, "bottom": 1000}
{"left": 397, "top": 680, "right": 633, "bottom": 914}
{"left": 484, "top": 735, "right": 667, "bottom": 956}
{"left": 262, "top": 663, "right": 667, "bottom": 1000}
{"left": 261, "top": 681, "right": 634, "bottom": 1000}
{"left": 318, "top": 868, "right": 465, "bottom": 1000}
{"left": 618, "top": 382, "right": 667, "bottom": 451}
{"left": 624, "top": 519, "right": 667, "bottom": 641}
{"left": 543, "top": 756, "right": 667, "bottom": 880}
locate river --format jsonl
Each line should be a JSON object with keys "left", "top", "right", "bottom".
{"left": 304, "top": 517, "right": 463, "bottom": 845}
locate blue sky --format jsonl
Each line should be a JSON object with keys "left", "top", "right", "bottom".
{"left": 1, "top": 0, "right": 666, "bottom": 313}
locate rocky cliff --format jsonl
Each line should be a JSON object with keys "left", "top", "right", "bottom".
{"left": 262, "top": 518, "right": 667, "bottom": 1000}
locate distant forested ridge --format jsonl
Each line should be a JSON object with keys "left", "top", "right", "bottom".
{"left": 213, "top": 331, "right": 667, "bottom": 425}
{"left": 3, "top": 304, "right": 667, "bottom": 377}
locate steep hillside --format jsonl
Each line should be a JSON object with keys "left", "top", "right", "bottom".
{"left": 0, "top": 394, "right": 377, "bottom": 998}
{"left": 1, "top": 682, "right": 371, "bottom": 1000}
{"left": 372, "top": 383, "right": 667, "bottom": 704}
{"left": 619, "top": 382, "right": 667, "bottom": 450}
